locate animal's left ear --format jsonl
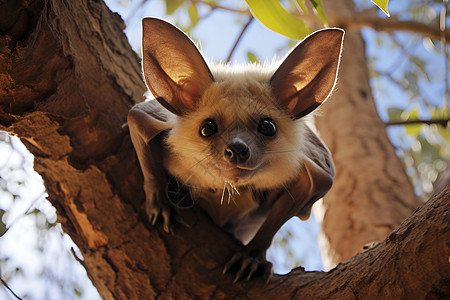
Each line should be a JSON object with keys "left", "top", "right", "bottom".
{"left": 270, "top": 28, "right": 344, "bottom": 119}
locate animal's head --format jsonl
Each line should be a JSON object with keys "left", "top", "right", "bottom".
{"left": 141, "top": 18, "right": 344, "bottom": 190}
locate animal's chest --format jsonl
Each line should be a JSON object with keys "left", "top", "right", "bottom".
{"left": 166, "top": 175, "right": 276, "bottom": 244}
{"left": 191, "top": 187, "right": 276, "bottom": 245}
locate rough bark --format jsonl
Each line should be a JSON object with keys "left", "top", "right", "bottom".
{"left": 0, "top": 0, "right": 447, "bottom": 299}
{"left": 314, "top": 0, "right": 420, "bottom": 268}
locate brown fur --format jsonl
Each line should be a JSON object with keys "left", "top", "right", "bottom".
{"left": 164, "top": 64, "right": 308, "bottom": 191}
{"left": 128, "top": 17, "right": 344, "bottom": 282}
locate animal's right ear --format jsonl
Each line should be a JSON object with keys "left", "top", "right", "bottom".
{"left": 270, "top": 28, "right": 344, "bottom": 119}
{"left": 142, "top": 18, "right": 214, "bottom": 115}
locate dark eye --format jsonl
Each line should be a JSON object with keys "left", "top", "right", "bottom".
{"left": 258, "top": 118, "right": 277, "bottom": 137}
{"left": 199, "top": 119, "right": 218, "bottom": 137}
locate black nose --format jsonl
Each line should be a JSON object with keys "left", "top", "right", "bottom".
{"left": 224, "top": 139, "right": 250, "bottom": 164}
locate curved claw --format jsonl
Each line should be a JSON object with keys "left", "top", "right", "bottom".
{"left": 223, "top": 250, "right": 273, "bottom": 283}
{"left": 263, "top": 261, "right": 274, "bottom": 284}
{"left": 160, "top": 207, "right": 172, "bottom": 234}
{"left": 145, "top": 189, "right": 173, "bottom": 233}
{"left": 223, "top": 252, "right": 240, "bottom": 275}
{"left": 246, "top": 261, "right": 259, "bottom": 281}
{"left": 234, "top": 257, "right": 252, "bottom": 283}
{"left": 145, "top": 188, "right": 193, "bottom": 234}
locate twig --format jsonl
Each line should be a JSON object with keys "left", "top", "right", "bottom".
{"left": 191, "top": 1, "right": 449, "bottom": 43}
{"left": 385, "top": 118, "right": 450, "bottom": 127}
{"left": 328, "top": 15, "right": 450, "bottom": 43}
{"left": 385, "top": 34, "right": 421, "bottom": 75}
{"left": 0, "top": 275, "right": 23, "bottom": 300}
{"left": 0, "top": 192, "right": 46, "bottom": 238}
{"left": 226, "top": 16, "right": 254, "bottom": 63}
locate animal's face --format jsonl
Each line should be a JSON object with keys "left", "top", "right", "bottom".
{"left": 141, "top": 18, "right": 344, "bottom": 190}
{"left": 165, "top": 76, "right": 306, "bottom": 190}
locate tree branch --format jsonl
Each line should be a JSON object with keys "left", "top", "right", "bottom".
{"left": 329, "top": 15, "right": 449, "bottom": 42}
{"left": 385, "top": 118, "right": 450, "bottom": 127}
{"left": 192, "top": 1, "right": 449, "bottom": 43}
{"left": 0, "top": 276, "right": 23, "bottom": 300}
{"left": 226, "top": 16, "right": 254, "bottom": 62}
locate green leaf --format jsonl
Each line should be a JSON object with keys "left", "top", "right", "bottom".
{"left": 405, "top": 123, "right": 423, "bottom": 136}
{"left": 165, "top": 0, "right": 184, "bottom": 15}
{"left": 402, "top": 107, "right": 423, "bottom": 136}
{"left": 294, "top": 0, "right": 309, "bottom": 14}
{"left": 310, "top": 0, "right": 328, "bottom": 26}
{"left": 387, "top": 107, "right": 403, "bottom": 121}
{"left": 188, "top": 4, "right": 199, "bottom": 26}
{"left": 245, "top": 0, "right": 310, "bottom": 39}
{"left": 74, "top": 287, "right": 82, "bottom": 298}
{"left": 371, "top": 0, "right": 390, "bottom": 17}
{"left": 400, "top": 107, "right": 419, "bottom": 121}
{"left": 431, "top": 106, "right": 448, "bottom": 119}
{"left": 247, "top": 51, "right": 258, "bottom": 63}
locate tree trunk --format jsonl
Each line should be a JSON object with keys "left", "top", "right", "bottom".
{"left": 314, "top": 0, "right": 420, "bottom": 268}
{"left": 0, "top": 0, "right": 446, "bottom": 299}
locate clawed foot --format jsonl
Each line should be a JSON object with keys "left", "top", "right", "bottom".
{"left": 145, "top": 193, "right": 173, "bottom": 233}
{"left": 145, "top": 186, "right": 190, "bottom": 234}
{"left": 223, "top": 250, "right": 273, "bottom": 283}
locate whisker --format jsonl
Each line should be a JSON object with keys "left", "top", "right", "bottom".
{"left": 218, "top": 181, "right": 240, "bottom": 206}
{"left": 229, "top": 183, "right": 238, "bottom": 206}
{"left": 221, "top": 181, "right": 227, "bottom": 205}
{"left": 231, "top": 184, "right": 240, "bottom": 196}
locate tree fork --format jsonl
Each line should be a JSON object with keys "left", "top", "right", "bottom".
{"left": 0, "top": 0, "right": 447, "bottom": 299}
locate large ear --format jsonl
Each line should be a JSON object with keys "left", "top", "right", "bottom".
{"left": 141, "top": 18, "right": 214, "bottom": 115}
{"left": 270, "top": 28, "right": 344, "bottom": 119}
